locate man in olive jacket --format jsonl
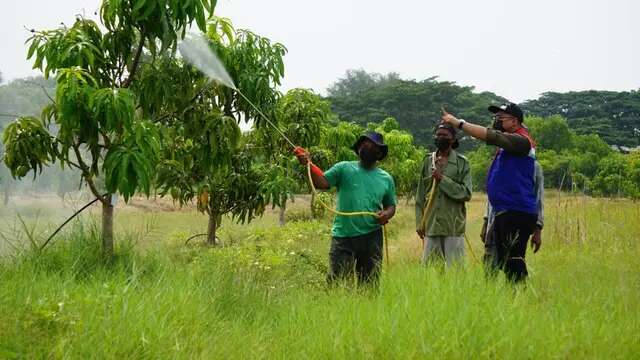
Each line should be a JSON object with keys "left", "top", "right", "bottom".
{"left": 416, "top": 123, "right": 473, "bottom": 266}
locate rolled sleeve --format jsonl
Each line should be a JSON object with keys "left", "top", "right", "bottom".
{"left": 486, "top": 129, "right": 531, "bottom": 156}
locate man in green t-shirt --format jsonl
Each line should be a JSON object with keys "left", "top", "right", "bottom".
{"left": 294, "top": 132, "right": 397, "bottom": 286}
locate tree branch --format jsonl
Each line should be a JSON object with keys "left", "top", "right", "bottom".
{"left": 38, "top": 84, "right": 55, "bottom": 104}
{"left": 65, "top": 159, "right": 83, "bottom": 171}
{"left": 24, "top": 80, "right": 55, "bottom": 104}
{"left": 85, "top": 176, "right": 108, "bottom": 206}
{"left": 153, "top": 82, "right": 213, "bottom": 123}
{"left": 122, "top": 28, "right": 147, "bottom": 88}
{"left": 99, "top": 129, "right": 112, "bottom": 149}
{"left": 72, "top": 144, "right": 108, "bottom": 205}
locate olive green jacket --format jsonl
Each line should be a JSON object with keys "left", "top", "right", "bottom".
{"left": 415, "top": 150, "right": 473, "bottom": 236}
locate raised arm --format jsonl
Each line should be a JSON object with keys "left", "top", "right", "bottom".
{"left": 294, "top": 147, "right": 330, "bottom": 190}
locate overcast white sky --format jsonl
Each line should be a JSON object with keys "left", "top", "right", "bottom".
{"left": 1, "top": 0, "right": 638, "bottom": 102}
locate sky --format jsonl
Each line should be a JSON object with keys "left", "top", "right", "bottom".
{"left": 0, "top": 0, "right": 638, "bottom": 102}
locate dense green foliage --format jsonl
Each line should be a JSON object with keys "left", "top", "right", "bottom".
{"left": 326, "top": 70, "right": 506, "bottom": 150}
{"left": 307, "top": 116, "right": 425, "bottom": 199}
{"left": 465, "top": 115, "right": 640, "bottom": 198}
{"left": 257, "top": 88, "right": 330, "bottom": 224}
{"left": 521, "top": 90, "right": 640, "bottom": 147}
{"left": 327, "top": 70, "right": 640, "bottom": 150}
{"left": 368, "top": 118, "right": 426, "bottom": 198}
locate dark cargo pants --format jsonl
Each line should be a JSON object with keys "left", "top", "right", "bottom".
{"left": 328, "top": 228, "right": 383, "bottom": 287}
{"left": 484, "top": 210, "right": 537, "bottom": 282}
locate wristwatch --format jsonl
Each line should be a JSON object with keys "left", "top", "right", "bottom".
{"left": 458, "top": 119, "right": 466, "bottom": 130}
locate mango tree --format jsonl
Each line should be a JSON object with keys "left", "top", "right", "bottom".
{"left": 319, "top": 120, "right": 363, "bottom": 164}
{"left": 256, "top": 88, "right": 327, "bottom": 225}
{"left": 152, "top": 18, "right": 287, "bottom": 244}
{"left": 2, "top": 0, "right": 217, "bottom": 255}
{"left": 371, "top": 117, "right": 425, "bottom": 200}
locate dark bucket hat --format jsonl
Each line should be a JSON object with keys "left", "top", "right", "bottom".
{"left": 352, "top": 131, "right": 389, "bottom": 160}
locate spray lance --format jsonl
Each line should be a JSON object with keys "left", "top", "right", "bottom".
{"left": 178, "top": 33, "right": 325, "bottom": 182}
{"left": 179, "top": 34, "right": 391, "bottom": 265}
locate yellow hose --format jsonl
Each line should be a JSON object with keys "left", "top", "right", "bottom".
{"left": 464, "top": 233, "right": 479, "bottom": 263}
{"left": 306, "top": 162, "right": 390, "bottom": 267}
{"left": 418, "top": 178, "right": 439, "bottom": 234}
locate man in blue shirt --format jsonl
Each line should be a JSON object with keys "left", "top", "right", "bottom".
{"left": 442, "top": 103, "right": 540, "bottom": 282}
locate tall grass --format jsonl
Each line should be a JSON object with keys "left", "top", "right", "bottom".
{"left": 0, "top": 194, "right": 638, "bottom": 358}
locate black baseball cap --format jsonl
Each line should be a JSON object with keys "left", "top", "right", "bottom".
{"left": 488, "top": 103, "right": 524, "bottom": 122}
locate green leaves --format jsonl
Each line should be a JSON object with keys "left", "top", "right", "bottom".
{"left": 2, "top": 117, "right": 56, "bottom": 179}
{"left": 103, "top": 121, "right": 160, "bottom": 201}
{"left": 55, "top": 67, "right": 98, "bottom": 146}
{"left": 100, "top": 0, "right": 216, "bottom": 55}
{"left": 259, "top": 163, "right": 297, "bottom": 209}
{"left": 204, "top": 113, "right": 241, "bottom": 167}
{"left": 90, "top": 88, "right": 135, "bottom": 133}
{"left": 103, "top": 145, "right": 148, "bottom": 202}
{"left": 275, "top": 89, "right": 328, "bottom": 150}
{"left": 207, "top": 16, "right": 234, "bottom": 43}
{"left": 27, "top": 20, "right": 104, "bottom": 80}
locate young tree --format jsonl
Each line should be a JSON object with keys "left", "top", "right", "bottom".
{"left": 371, "top": 117, "right": 425, "bottom": 199}
{"left": 2, "top": 0, "right": 217, "bottom": 255}
{"left": 153, "top": 18, "right": 287, "bottom": 244}
{"left": 260, "top": 88, "right": 328, "bottom": 225}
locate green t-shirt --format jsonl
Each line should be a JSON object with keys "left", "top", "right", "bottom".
{"left": 324, "top": 161, "right": 397, "bottom": 238}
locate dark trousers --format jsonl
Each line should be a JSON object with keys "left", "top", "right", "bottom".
{"left": 328, "top": 228, "right": 383, "bottom": 287}
{"left": 484, "top": 211, "right": 537, "bottom": 282}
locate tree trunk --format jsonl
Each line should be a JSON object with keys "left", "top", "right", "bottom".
{"left": 310, "top": 192, "right": 315, "bottom": 218}
{"left": 279, "top": 199, "right": 287, "bottom": 226}
{"left": 102, "top": 199, "right": 114, "bottom": 257}
{"left": 207, "top": 212, "right": 218, "bottom": 245}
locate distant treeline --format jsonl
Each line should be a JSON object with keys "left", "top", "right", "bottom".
{"left": 466, "top": 116, "right": 640, "bottom": 198}
{"left": 326, "top": 69, "right": 640, "bottom": 148}
{"left": 1, "top": 71, "right": 639, "bottom": 199}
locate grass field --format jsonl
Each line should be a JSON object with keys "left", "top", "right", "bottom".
{"left": 0, "top": 192, "right": 638, "bottom": 359}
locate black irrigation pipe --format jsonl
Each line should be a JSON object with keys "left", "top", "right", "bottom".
{"left": 40, "top": 194, "right": 107, "bottom": 251}
{"left": 184, "top": 233, "right": 222, "bottom": 245}
{"left": 184, "top": 233, "right": 207, "bottom": 245}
